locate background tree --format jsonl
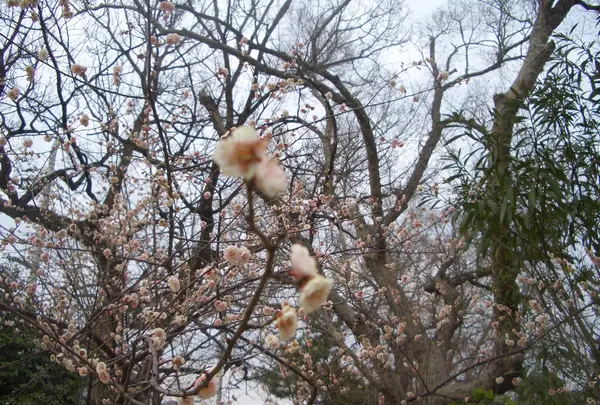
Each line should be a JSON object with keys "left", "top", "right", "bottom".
{"left": 445, "top": 5, "right": 600, "bottom": 398}
{"left": 0, "top": 311, "right": 84, "bottom": 405}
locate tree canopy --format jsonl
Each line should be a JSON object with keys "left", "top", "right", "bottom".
{"left": 0, "top": 0, "right": 599, "bottom": 404}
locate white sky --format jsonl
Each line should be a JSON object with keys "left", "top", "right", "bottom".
{"left": 407, "top": 0, "right": 446, "bottom": 17}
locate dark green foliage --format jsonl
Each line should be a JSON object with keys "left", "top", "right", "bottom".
{"left": 514, "top": 370, "right": 591, "bottom": 405}
{"left": 449, "top": 375, "right": 593, "bottom": 405}
{"left": 451, "top": 387, "right": 517, "bottom": 405}
{"left": 444, "top": 26, "right": 600, "bottom": 265}
{"left": 442, "top": 21, "right": 600, "bottom": 399}
{"left": 0, "top": 315, "right": 84, "bottom": 405}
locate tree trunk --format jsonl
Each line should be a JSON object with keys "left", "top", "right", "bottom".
{"left": 486, "top": 0, "right": 578, "bottom": 394}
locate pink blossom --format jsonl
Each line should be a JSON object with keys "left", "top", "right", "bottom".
{"left": 166, "top": 33, "right": 181, "bottom": 45}
{"left": 7, "top": 88, "right": 21, "bottom": 101}
{"left": 214, "top": 300, "right": 228, "bottom": 312}
{"left": 289, "top": 244, "right": 318, "bottom": 280}
{"left": 391, "top": 139, "right": 404, "bottom": 148}
{"left": 71, "top": 64, "right": 87, "bottom": 76}
{"left": 159, "top": 1, "right": 175, "bottom": 13}
{"left": 299, "top": 275, "right": 333, "bottom": 314}
{"left": 98, "top": 370, "right": 110, "bottom": 384}
{"left": 239, "top": 246, "right": 252, "bottom": 264}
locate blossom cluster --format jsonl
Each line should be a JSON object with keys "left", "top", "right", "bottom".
{"left": 274, "top": 244, "right": 333, "bottom": 341}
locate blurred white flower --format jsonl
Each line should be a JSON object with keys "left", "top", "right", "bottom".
{"left": 299, "top": 275, "right": 333, "bottom": 314}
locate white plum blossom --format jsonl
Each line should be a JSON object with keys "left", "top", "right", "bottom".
{"left": 213, "top": 126, "right": 266, "bottom": 179}
{"left": 223, "top": 245, "right": 241, "bottom": 265}
{"left": 239, "top": 246, "right": 252, "bottom": 264}
{"left": 96, "top": 362, "right": 107, "bottom": 374}
{"left": 213, "top": 126, "right": 289, "bottom": 195}
{"left": 150, "top": 328, "right": 167, "bottom": 349}
{"left": 168, "top": 275, "right": 181, "bottom": 292}
{"left": 254, "top": 157, "right": 287, "bottom": 197}
{"left": 264, "top": 333, "right": 280, "bottom": 350}
{"left": 276, "top": 305, "right": 298, "bottom": 341}
{"left": 194, "top": 371, "right": 220, "bottom": 399}
{"left": 299, "top": 275, "right": 333, "bottom": 314}
{"left": 38, "top": 48, "right": 49, "bottom": 61}
{"left": 178, "top": 397, "right": 195, "bottom": 405}
{"left": 289, "top": 244, "right": 318, "bottom": 280}
{"left": 80, "top": 114, "right": 90, "bottom": 127}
